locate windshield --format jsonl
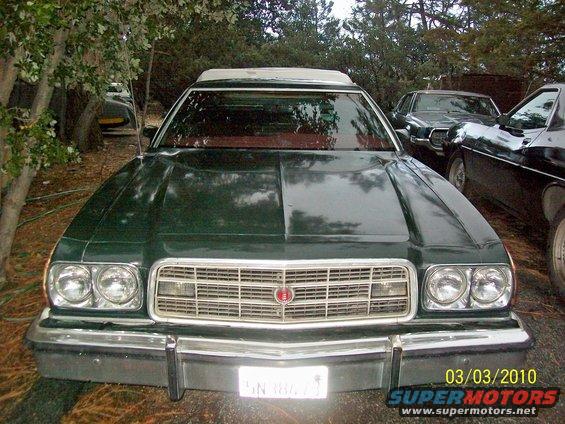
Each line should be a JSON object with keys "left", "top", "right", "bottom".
{"left": 159, "top": 90, "right": 396, "bottom": 151}
{"left": 413, "top": 93, "right": 497, "bottom": 116}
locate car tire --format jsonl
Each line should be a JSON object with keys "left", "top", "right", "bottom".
{"left": 446, "top": 152, "right": 469, "bottom": 195}
{"left": 548, "top": 208, "right": 565, "bottom": 298}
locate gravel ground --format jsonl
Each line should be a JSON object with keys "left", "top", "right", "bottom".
{"left": 1, "top": 138, "right": 563, "bottom": 423}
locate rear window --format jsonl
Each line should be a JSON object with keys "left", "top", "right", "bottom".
{"left": 159, "top": 91, "right": 396, "bottom": 151}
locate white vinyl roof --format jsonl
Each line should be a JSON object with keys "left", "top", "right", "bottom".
{"left": 197, "top": 68, "right": 353, "bottom": 84}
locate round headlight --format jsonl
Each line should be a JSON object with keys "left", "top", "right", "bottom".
{"left": 54, "top": 265, "right": 91, "bottom": 303}
{"left": 471, "top": 267, "right": 506, "bottom": 303}
{"left": 96, "top": 266, "right": 138, "bottom": 304}
{"left": 427, "top": 267, "right": 466, "bottom": 304}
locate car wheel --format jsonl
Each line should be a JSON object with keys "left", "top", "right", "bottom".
{"left": 548, "top": 208, "right": 565, "bottom": 298}
{"left": 447, "top": 153, "right": 468, "bottom": 195}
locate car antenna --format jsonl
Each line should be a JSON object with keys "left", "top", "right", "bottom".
{"left": 120, "top": 26, "right": 143, "bottom": 158}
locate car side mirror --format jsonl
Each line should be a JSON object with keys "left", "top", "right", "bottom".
{"left": 142, "top": 125, "right": 158, "bottom": 140}
{"left": 395, "top": 129, "right": 410, "bottom": 140}
{"left": 496, "top": 114, "right": 509, "bottom": 127}
{"left": 496, "top": 114, "right": 525, "bottom": 137}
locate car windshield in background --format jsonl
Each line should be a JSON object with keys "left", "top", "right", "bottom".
{"left": 413, "top": 94, "right": 497, "bottom": 116}
{"left": 159, "top": 91, "right": 396, "bottom": 151}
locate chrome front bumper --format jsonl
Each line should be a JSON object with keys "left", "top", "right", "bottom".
{"left": 26, "top": 309, "right": 533, "bottom": 400}
{"left": 410, "top": 136, "right": 445, "bottom": 155}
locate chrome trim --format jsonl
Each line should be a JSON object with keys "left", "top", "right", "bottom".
{"left": 165, "top": 335, "right": 182, "bottom": 401}
{"left": 410, "top": 136, "right": 429, "bottom": 144}
{"left": 429, "top": 127, "right": 449, "bottom": 142}
{"left": 148, "top": 258, "right": 418, "bottom": 329}
{"left": 461, "top": 145, "right": 519, "bottom": 167}
{"left": 429, "top": 127, "right": 449, "bottom": 134}
{"left": 49, "top": 312, "right": 155, "bottom": 326}
{"left": 521, "top": 164, "right": 565, "bottom": 182}
{"left": 47, "top": 309, "right": 512, "bottom": 326}
{"left": 153, "top": 87, "right": 401, "bottom": 151}
{"left": 490, "top": 98, "right": 501, "bottom": 116}
{"left": 388, "top": 334, "right": 402, "bottom": 390}
{"left": 409, "top": 135, "right": 444, "bottom": 153}
{"left": 27, "top": 308, "right": 532, "bottom": 361}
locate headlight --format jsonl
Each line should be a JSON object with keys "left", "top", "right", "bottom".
{"left": 52, "top": 265, "right": 91, "bottom": 303}
{"left": 96, "top": 266, "right": 138, "bottom": 304}
{"left": 426, "top": 267, "right": 466, "bottom": 304}
{"left": 424, "top": 265, "right": 513, "bottom": 310}
{"left": 48, "top": 263, "right": 141, "bottom": 310}
{"left": 471, "top": 267, "right": 512, "bottom": 308}
{"left": 429, "top": 130, "right": 448, "bottom": 147}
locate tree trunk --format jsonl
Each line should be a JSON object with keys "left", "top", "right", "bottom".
{"left": 30, "top": 30, "right": 68, "bottom": 120}
{"left": 0, "top": 29, "right": 68, "bottom": 282}
{"left": 418, "top": 0, "right": 428, "bottom": 31}
{"left": 0, "top": 47, "right": 21, "bottom": 106}
{"left": 0, "top": 166, "right": 36, "bottom": 281}
{"left": 140, "top": 41, "right": 155, "bottom": 131}
{"left": 0, "top": 48, "right": 23, "bottom": 229}
{"left": 59, "top": 78, "right": 67, "bottom": 141}
{"left": 73, "top": 95, "right": 103, "bottom": 151}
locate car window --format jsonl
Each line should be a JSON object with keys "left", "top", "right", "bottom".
{"left": 413, "top": 94, "right": 498, "bottom": 116}
{"left": 398, "top": 94, "right": 412, "bottom": 114}
{"left": 159, "top": 90, "right": 396, "bottom": 151}
{"left": 400, "top": 94, "right": 413, "bottom": 115}
{"left": 508, "top": 90, "right": 559, "bottom": 130}
{"left": 395, "top": 96, "right": 405, "bottom": 112}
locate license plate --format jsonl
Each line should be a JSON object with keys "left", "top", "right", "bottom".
{"left": 238, "top": 366, "right": 328, "bottom": 399}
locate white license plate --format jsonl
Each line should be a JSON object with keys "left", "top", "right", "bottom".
{"left": 238, "top": 366, "right": 328, "bottom": 399}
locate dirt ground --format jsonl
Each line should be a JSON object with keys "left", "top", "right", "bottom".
{"left": 0, "top": 136, "right": 563, "bottom": 423}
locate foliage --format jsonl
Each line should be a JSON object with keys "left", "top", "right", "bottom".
{"left": 0, "top": 105, "right": 79, "bottom": 177}
{"left": 343, "top": 0, "right": 434, "bottom": 109}
{"left": 461, "top": 0, "right": 565, "bottom": 80}
{"left": 0, "top": 0, "right": 239, "bottom": 176}
{"left": 57, "top": 0, "right": 238, "bottom": 97}
{"left": 145, "top": 0, "right": 564, "bottom": 111}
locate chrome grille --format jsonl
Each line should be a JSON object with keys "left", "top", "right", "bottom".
{"left": 152, "top": 260, "right": 414, "bottom": 326}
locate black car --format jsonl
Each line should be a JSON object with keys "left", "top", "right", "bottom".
{"left": 444, "top": 84, "right": 565, "bottom": 295}
{"left": 387, "top": 90, "right": 500, "bottom": 158}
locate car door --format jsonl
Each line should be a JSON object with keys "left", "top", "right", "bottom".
{"left": 469, "top": 89, "right": 560, "bottom": 216}
{"left": 519, "top": 88, "right": 565, "bottom": 222}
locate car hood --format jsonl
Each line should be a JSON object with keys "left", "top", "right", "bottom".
{"left": 60, "top": 149, "right": 501, "bottom": 265}
{"left": 410, "top": 111, "right": 496, "bottom": 128}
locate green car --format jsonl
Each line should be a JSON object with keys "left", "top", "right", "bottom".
{"left": 27, "top": 68, "right": 532, "bottom": 400}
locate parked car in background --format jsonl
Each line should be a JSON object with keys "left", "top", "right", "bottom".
{"left": 106, "top": 82, "right": 133, "bottom": 104}
{"left": 444, "top": 84, "right": 565, "bottom": 296}
{"left": 387, "top": 90, "right": 500, "bottom": 158}
{"left": 98, "top": 83, "right": 137, "bottom": 131}
{"left": 27, "top": 68, "right": 531, "bottom": 401}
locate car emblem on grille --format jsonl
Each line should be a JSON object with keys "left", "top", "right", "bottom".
{"left": 274, "top": 287, "right": 294, "bottom": 304}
